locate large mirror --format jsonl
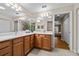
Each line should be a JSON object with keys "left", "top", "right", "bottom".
{"left": 17, "top": 20, "right": 35, "bottom": 32}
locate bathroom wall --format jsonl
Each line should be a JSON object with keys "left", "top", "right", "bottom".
{"left": 0, "top": 18, "right": 14, "bottom": 33}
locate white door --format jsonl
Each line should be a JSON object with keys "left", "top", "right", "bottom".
{"left": 63, "top": 16, "right": 70, "bottom": 44}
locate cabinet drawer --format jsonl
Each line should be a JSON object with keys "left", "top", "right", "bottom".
{"left": 0, "top": 47, "right": 12, "bottom": 56}
{"left": 13, "top": 37, "right": 23, "bottom": 44}
{"left": 0, "top": 40, "right": 12, "bottom": 49}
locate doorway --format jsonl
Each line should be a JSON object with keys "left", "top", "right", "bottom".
{"left": 54, "top": 12, "right": 71, "bottom": 50}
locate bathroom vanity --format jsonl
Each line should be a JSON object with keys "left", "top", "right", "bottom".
{"left": 0, "top": 32, "right": 53, "bottom": 56}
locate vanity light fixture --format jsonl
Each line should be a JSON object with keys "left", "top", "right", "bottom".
{"left": 5, "top": 3, "right": 11, "bottom": 7}
{"left": 40, "top": 12, "right": 49, "bottom": 17}
{"left": 40, "top": 4, "right": 50, "bottom": 17}
{"left": 16, "top": 7, "right": 22, "bottom": 11}
{"left": 56, "top": 14, "right": 60, "bottom": 17}
{"left": 5, "top": 3, "right": 22, "bottom": 12}
{"left": 37, "top": 19, "right": 40, "bottom": 22}
{"left": 13, "top": 4, "right": 18, "bottom": 8}
{"left": 19, "top": 17, "right": 25, "bottom": 20}
{"left": 11, "top": 6, "right": 15, "bottom": 9}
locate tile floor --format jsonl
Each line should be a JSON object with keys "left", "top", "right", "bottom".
{"left": 28, "top": 48, "right": 78, "bottom": 56}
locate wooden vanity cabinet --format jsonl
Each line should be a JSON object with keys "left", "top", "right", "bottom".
{"left": 12, "top": 37, "right": 23, "bottom": 56}
{"left": 35, "top": 34, "right": 52, "bottom": 50}
{"left": 0, "top": 40, "right": 12, "bottom": 56}
{"left": 0, "top": 34, "right": 51, "bottom": 56}
{"left": 24, "top": 36, "right": 31, "bottom": 55}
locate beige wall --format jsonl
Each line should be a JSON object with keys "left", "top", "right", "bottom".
{"left": 0, "top": 17, "right": 14, "bottom": 33}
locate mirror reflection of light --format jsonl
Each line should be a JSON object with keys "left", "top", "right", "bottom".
{"left": 19, "top": 17, "right": 25, "bottom": 21}
{"left": 37, "top": 20, "right": 40, "bottom": 22}
{"left": 0, "top": 6, "right": 5, "bottom": 10}
{"left": 5, "top": 3, "right": 22, "bottom": 12}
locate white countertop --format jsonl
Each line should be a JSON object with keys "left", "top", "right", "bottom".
{"left": 0, "top": 31, "right": 53, "bottom": 42}
{"left": 0, "top": 32, "right": 34, "bottom": 42}
{"left": 34, "top": 31, "right": 53, "bottom": 35}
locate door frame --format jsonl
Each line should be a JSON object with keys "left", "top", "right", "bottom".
{"left": 77, "top": 8, "right": 79, "bottom": 53}
{"left": 53, "top": 11, "right": 73, "bottom": 51}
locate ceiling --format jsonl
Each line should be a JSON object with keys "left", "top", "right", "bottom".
{"left": 0, "top": 3, "right": 74, "bottom": 20}
{"left": 0, "top": 3, "right": 31, "bottom": 19}
{"left": 55, "top": 13, "right": 69, "bottom": 22}
{"left": 0, "top": 3, "right": 17, "bottom": 18}
{"left": 20, "top": 3, "right": 73, "bottom": 13}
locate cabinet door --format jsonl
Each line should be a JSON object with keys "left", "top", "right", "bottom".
{"left": 42, "top": 35, "right": 51, "bottom": 50}
{"left": 35, "top": 34, "right": 42, "bottom": 48}
{"left": 13, "top": 42, "right": 23, "bottom": 56}
{"left": 24, "top": 36, "right": 30, "bottom": 55}
{"left": 30, "top": 35, "right": 34, "bottom": 49}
